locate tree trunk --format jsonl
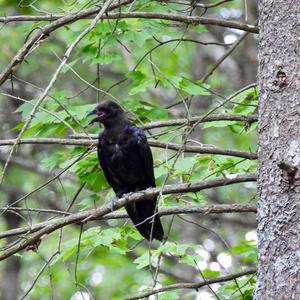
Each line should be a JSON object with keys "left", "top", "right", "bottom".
{"left": 256, "top": 1, "right": 300, "bottom": 299}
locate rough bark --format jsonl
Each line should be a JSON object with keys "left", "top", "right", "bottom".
{"left": 256, "top": 1, "right": 300, "bottom": 299}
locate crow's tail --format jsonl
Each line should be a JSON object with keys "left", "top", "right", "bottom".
{"left": 125, "top": 200, "right": 164, "bottom": 241}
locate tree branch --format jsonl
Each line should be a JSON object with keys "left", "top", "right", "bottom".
{"left": 149, "top": 140, "right": 257, "bottom": 159}
{"left": 141, "top": 114, "right": 257, "bottom": 130}
{"left": 0, "top": 173, "right": 256, "bottom": 260}
{"left": 201, "top": 30, "right": 250, "bottom": 82}
{"left": 0, "top": 0, "right": 134, "bottom": 86}
{"left": 103, "top": 12, "right": 259, "bottom": 33}
{"left": 173, "top": 0, "right": 233, "bottom": 9}
{"left": 0, "top": 137, "right": 257, "bottom": 159}
{"left": 0, "top": 203, "right": 257, "bottom": 239}
{"left": 0, "top": 12, "right": 259, "bottom": 34}
{"left": 0, "top": 8, "right": 258, "bottom": 86}
{"left": 0, "top": 0, "right": 233, "bottom": 26}
{"left": 126, "top": 268, "right": 257, "bottom": 300}
{"left": 0, "top": 0, "right": 119, "bottom": 184}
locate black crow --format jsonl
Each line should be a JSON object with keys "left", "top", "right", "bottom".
{"left": 88, "top": 100, "right": 164, "bottom": 241}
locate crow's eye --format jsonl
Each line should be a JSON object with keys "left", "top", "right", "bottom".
{"left": 96, "top": 108, "right": 106, "bottom": 117}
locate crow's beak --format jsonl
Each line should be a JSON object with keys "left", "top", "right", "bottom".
{"left": 87, "top": 109, "right": 96, "bottom": 117}
{"left": 87, "top": 109, "right": 98, "bottom": 124}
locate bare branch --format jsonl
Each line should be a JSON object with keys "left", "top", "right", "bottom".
{"left": 0, "top": 137, "right": 95, "bottom": 146}
{"left": 141, "top": 114, "right": 257, "bottom": 130}
{"left": 149, "top": 140, "right": 257, "bottom": 160}
{"left": 0, "top": 203, "right": 257, "bottom": 239}
{"left": 0, "top": 137, "right": 257, "bottom": 159}
{"left": 103, "top": 12, "right": 258, "bottom": 33}
{"left": 0, "top": 0, "right": 134, "bottom": 86}
{"left": 74, "top": 114, "right": 258, "bottom": 130}
{"left": 0, "top": 9, "right": 258, "bottom": 86}
{"left": 174, "top": 0, "right": 233, "bottom": 9}
{"left": 0, "top": 173, "right": 256, "bottom": 260}
{"left": 0, "top": 207, "right": 71, "bottom": 216}
{"left": 201, "top": 30, "right": 250, "bottom": 82}
{"left": 0, "top": 12, "right": 259, "bottom": 34}
{"left": 126, "top": 268, "right": 257, "bottom": 300}
{"left": 0, "top": 0, "right": 233, "bottom": 25}
{"left": 0, "top": 0, "right": 116, "bottom": 184}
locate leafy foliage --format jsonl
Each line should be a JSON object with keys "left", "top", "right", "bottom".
{"left": 0, "top": 0, "right": 258, "bottom": 299}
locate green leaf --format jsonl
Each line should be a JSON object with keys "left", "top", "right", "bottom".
{"left": 129, "top": 79, "right": 153, "bottom": 95}
{"left": 123, "top": 98, "right": 169, "bottom": 121}
{"left": 158, "top": 242, "right": 198, "bottom": 256}
{"left": 71, "top": 151, "right": 109, "bottom": 191}
{"left": 179, "top": 78, "right": 210, "bottom": 95}
{"left": 79, "top": 194, "right": 101, "bottom": 209}
{"left": 133, "top": 252, "right": 151, "bottom": 269}
{"left": 120, "top": 29, "right": 152, "bottom": 47}
{"left": 92, "top": 52, "right": 122, "bottom": 65}
{"left": 201, "top": 269, "right": 220, "bottom": 277}
{"left": 92, "top": 228, "right": 122, "bottom": 248}
{"left": 127, "top": 70, "right": 154, "bottom": 95}
{"left": 162, "top": 76, "right": 210, "bottom": 95}
{"left": 179, "top": 253, "right": 203, "bottom": 267}
{"left": 41, "top": 150, "right": 71, "bottom": 169}
{"left": 173, "top": 157, "right": 195, "bottom": 176}
{"left": 127, "top": 70, "right": 146, "bottom": 82}
{"left": 190, "top": 24, "right": 208, "bottom": 32}
{"left": 15, "top": 99, "right": 38, "bottom": 119}
{"left": 159, "top": 291, "right": 179, "bottom": 300}
{"left": 231, "top": 87, "right": 258, "bottom": 114}
{"left": 228, "top": 240, "right": 257, "bottom": 263}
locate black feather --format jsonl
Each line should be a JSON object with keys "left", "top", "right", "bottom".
{"left": 90, "top": 101, "right": 164, "bottom": 241}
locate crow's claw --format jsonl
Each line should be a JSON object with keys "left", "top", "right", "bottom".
{"left": 109, "top": 197, "right": 118, "bottom": 212}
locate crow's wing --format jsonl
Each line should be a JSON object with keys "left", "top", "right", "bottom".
{"left": 97, "top": 126, "right": 155, "bottom": 192}
{"left": 97, "top": 135, "right": 125, "bottom": 196}
{"left": 132, "top": 126, "right": 156, "bottom": 188}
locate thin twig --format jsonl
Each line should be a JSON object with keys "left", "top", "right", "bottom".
{"left": 0, "top": 0, "right": 134, "bottom": 85}
{"left": 126, "top": 268, "right": 257, "bottom": 300}
{"left": 0, "top": 0, "right": 115, "bottom": 184}
{"left": 20, "top": 251, "right": 59, "bottom": 299}
{"left": 0, "top": 173, "right": 256, "bottom": 260}
{"left": 1, "top": 148, "right": 93, "bottom": 214}
{"left": 0, "top": 12, "right": 259, "bottom": 34}
{"left": 201, "top": 31, "right": 250, "bottom": 82}
{"left": 0, "top": 203, "right": 257, "bottom": 240}
{"left": 0, "top": 137, "right": 257, "bottom": 159}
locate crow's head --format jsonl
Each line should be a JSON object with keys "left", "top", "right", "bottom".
{"left": 88, "top": 100, "right": 125, "bottom": 125}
